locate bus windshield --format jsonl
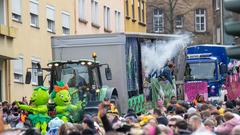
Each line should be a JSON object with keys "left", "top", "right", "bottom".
{"left": 185, "top": 62, "right": 217, "bottom": 81}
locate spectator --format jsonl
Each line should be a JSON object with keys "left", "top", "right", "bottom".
{"left": 168, "top": 117, "right": 177, "bottom": 131}
{"left": 188, "top": 115, "right": 203, "bottom": 132}
{"left": 201, "top": 111, "right": 211, "bottom": 121}
{"left": 46, "top": 117, "right": 64, "bottom": 135}
{"left": 231, "top": 125, "right": 240, "bottom": 135}
{"left": 215, "top": 112, "right": 240, "bottom": 134}
{"left": 204, "top": 119, "right": 215, "bottom": 132}
{"left": 175, "top": 120, "right": 191, "bottom": 135}
{"left": 58, "top": 123, "right": 82, "bottom": 135}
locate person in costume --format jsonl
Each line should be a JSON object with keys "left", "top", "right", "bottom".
{"left": 51, "top": 81, "right": 78, "bottom": 122}
{"left": 17, "top": 86, "right": 50, "bottom": 135}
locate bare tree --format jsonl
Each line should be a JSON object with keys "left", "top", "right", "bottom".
{"left": 148, "top": 0, "right": 200, "bottom": 33}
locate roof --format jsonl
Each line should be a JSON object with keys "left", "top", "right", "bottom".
{"left": 52, "top": 32, "right": 181, "bottom": 39}
{"left": 187, "top": 44, "right": 231, "bottom": 48}
{"left": 124, "top": 32, "right": 181, "bottom": 39}
{"left": 48, "top": 59, "right": 100, "bottom": 64}
{"left": 51, "top": 32, "right": 183, "bottom": 48}
{"left": 187, "top": 44, "right": 229, "bottom": 64}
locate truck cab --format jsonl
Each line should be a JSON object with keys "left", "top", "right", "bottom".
{"left": 185, "top": 45, "right": 228, "bottom": 98}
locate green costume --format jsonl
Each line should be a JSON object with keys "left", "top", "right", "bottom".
{"left": 17, "top": 86, "right": 50, "bottom": 135}
{"left": 51, "top": 81, "right": 77, "bottom": 122}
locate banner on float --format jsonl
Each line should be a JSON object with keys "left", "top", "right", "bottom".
{"left": 225, "top": 74, "right": 240, "bottom": 100}
{"left": 184, "top": 81, "right": 208, "bottom": 101}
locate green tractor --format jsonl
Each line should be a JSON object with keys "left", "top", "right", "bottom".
{"left": 25, "top": 53, "right": 119, "bottom": 119}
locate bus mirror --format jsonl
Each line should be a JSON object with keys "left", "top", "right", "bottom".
{"left": 105, "top": 67, "right": 112, "bottom": 80}
{"left": 220, "top": 63, "right": 227, "bottom": 74}
{"left": 25, "top": 71, "right": 32, "bottom": 84}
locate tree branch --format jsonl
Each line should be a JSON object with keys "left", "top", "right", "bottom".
{"left": 172, "top": 0, "right": 178, "bottom": 10}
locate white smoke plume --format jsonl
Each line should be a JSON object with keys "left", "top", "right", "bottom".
{"left": 141, "top": 34, "right": 192, "bottom": 76}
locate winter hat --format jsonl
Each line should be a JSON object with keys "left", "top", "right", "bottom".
{"left": 48, "top": 117, "right": 64, "bottom": 129}
{"left": 156, "top": 116, "right": 168, "bottom": 126}
{"left": 187, "top": 107, "right": 197, "bottom": 114}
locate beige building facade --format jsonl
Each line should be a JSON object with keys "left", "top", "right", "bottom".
{"left": 0, "top": 0, "right": 75, "bottom": 102}
{"left": 76, "top": 0, "right": 124, "bottom": 34}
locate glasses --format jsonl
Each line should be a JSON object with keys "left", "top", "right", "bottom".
{"left": 168, "top": 124, "right": 176, "bottom": 127}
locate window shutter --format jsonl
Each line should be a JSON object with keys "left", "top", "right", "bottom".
{"left": 104, "top": 6, "right": 107, "bottom": 28}
{"left": 115, "top": 11, "right": 118, "bottom": 31}
{"left": 12, "top": 0, "right": 21, "bottom": 15}
{"left": 62, "top": 12, "right": 70, "bottom": 28}
{"left": 91, "top": 0, "right": 94, "bottom": 22}
{"left": 95, "top": 2, "right": 98, "bottom": 24}
{"left": 30, "top": 0, "right": 38, "bottom": 15}
{"left": 79, "top": 0, "right": 84, "bottom": 18}
{"left": 14, "top": 58, "right": 23, "bottom": 74}
{"left": 107, "top": 7, "right": 110, "bottom": 28}
{"left": 46, "top": 6, "right": 55, "bottom": 20}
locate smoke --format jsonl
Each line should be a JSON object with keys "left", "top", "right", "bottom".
{"left": 141, "top": 34, "right": 192, "bottom": 76}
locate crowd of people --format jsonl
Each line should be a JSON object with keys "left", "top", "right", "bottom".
{"left": 1, "top": 95, "right": 240, "bottom": 135}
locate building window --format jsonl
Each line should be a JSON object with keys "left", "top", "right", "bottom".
{"left": 138, "top": 0, "right": 141, "bottom": 22}
{"left": 79, "top": 0, "right": 85, "bottom": 20}
{"left": 142, "top": 0, "right": 145, "bottom": 23}
{"left": 217, "top": 27, "right": 221, "bottom": 43}
{"left": 62, "top": 11, "right": 70, "bottom": 35}
{"left": 126, "top": 0, "right": 129, "bottom": 16}
{"left": 13, "top": 57, "right": 24, "bottom": 83}
{"left": 104, "top": 6, "right": 110, "bottom": 30}
{"left": 91, "top": 0, "right": 98, "bottom": 25}
{"left": 12, "top": 0, "right": 22, "bottom": 22}
{"left": 115, "top": 11, "right": 121, "bottom": 32}
{"left": 46, "top": 5, "right": 55, "bottom": 32}
{"left": 195, "top": 9, "right": 206, "bottom": 32}
{"left": 132, "top": 0, "right": 135, "bottom": 19}
{"left": 31, "top": 59, "right": 39, "bottom": 85}
{"left": 175, "top": 15, "right": 183, "bottom": 28}
{"left": 215, "top": 0, "right": 220, "bottom": 10}
{"left": 0, "top": 0, "right": 5, "bottom": 24}
{"left": 30, "top": 0, "right": 39, "bottom": 28}
{"left": 153, "top": 8, "right": 164, "bottom": 33}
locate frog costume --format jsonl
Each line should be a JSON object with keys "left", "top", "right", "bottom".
{"left": 51, "top": 81, "right": 77, "bottom": 122}
{"left": 17, "top": 86, "right": 50, "bottom": 135}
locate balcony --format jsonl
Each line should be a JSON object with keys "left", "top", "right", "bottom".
{"left": 0, "top": 24, "right": 17, "bottom": 38}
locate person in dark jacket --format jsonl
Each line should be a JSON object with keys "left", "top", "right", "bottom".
{"left": 175, "top": 120, "right": 192, "bottom": 135}
{"left": 158, "top": 63, "right": 174, "bottom": 85}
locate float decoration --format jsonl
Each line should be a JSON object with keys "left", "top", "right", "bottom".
{"left": 17, "top": 86, "right": 50, "bottom": 135}
{"left": 51, "top": 81, "right": 77, "bottom": 122}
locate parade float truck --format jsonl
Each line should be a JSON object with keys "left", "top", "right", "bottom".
{"left": 50, "top": 33, "right": 183, "bottom": 114}
{"left": 184, "top": 45, "right": 229, "bottom": 101}
{"left": 25, "top": 53, "right": 118, "bottom": 117}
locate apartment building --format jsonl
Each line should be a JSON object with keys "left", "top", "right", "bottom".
{"left": 0, "top": 0, "right": 75, "bottom": 101}
{"left": 124, "top": 0, "right": 147, "bottom": 32}
{"left": 147, "top": 0, "right": 214, "bottom": 44}
{"left": 76, "top": 0, "right": 124, "bottom": 34}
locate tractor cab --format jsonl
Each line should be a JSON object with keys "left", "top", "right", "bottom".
{"left": 48, "top": 59, "right": 106, "bottom": 103}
